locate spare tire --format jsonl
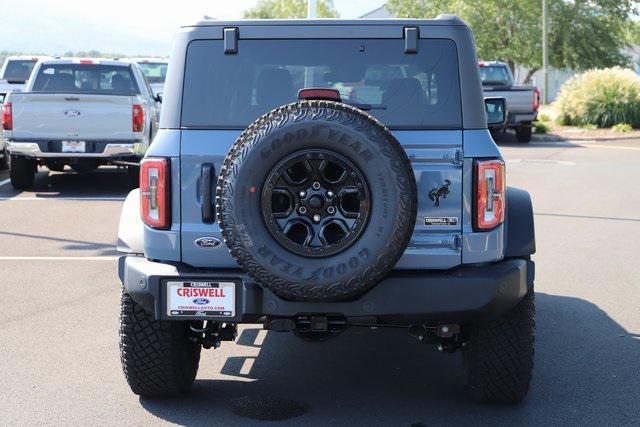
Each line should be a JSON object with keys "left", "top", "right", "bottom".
{"left": 217, "top": 100, "right": 417, "bottom": 302}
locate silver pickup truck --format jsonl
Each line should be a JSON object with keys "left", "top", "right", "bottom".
{"left": 480, "top": 61, "right": 540, "bottom": 142}
{"left": 2, "top": 58, "right": 160, "bottom": 189}
{"left": 0, "top": 56, "right": 48, "bottom": 169}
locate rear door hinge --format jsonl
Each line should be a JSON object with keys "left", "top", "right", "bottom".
{"left": 454, "top": 235, "right": 463, "bottom": 251}
{"left": 453, "top": 149, "right": 464, "bottom": 167}
{"left": 224, "top": 27, "right": 239, "bottom": 54}
{"left": 404, "top": 27, "right": 419, "bottom": 54}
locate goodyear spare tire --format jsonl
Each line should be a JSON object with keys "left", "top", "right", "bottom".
{"left": 217, "top": 101, "right": 417, "bottom": 302}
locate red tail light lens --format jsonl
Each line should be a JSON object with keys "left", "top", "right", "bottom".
{"left": 475, "top": 159, "right": 505, "bottom": 230}
{"left": 533, "top": 87, "right": 541, "bottom": 112}
{"left": 132, "top": 104, "right": 144, "bottom": 132}
{"left": 2, "top": 102, "right": 13, "bottom": 130}
{"left": 140, "top": 158, "right": 170, "bottom": 229}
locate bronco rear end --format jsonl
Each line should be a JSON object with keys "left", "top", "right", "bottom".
{"left": 117, "top": 17, "right": 536, "bottom": 404}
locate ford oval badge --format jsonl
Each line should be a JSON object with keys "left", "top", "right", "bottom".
{"left": 64, "top": 110, "right": 81, "bottom": 117}
{"left": 193, "top": 298, "right": 210, "bottom": 305}
{"left": 194, "top": 236, "right": 222, "bottom": 248}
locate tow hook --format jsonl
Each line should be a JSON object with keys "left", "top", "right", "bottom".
{"left": 409, "top": 324, "right": 464, "bottom": 353}
{"left": 189, "top": 321, "right": 237, "bottom": 349}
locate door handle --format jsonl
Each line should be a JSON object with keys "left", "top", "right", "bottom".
{"left": 201, "top": 163, "right": 215, "bottom": 223}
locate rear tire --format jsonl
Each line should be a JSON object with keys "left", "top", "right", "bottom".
{"left": 0, "top": 149, "right": 8, "bottom": 170}
{"left": 515, "top": 125, "right": 532, "bottom": 143}
{"left": 126, "top": 165, "right": 139, "bottom": 189}
{"left": 9, "top": 156, "right": 35, "bottom": 189}
{"left": 119, "top": 287, "right": 201, "bottom": 397}
{"left": 463, "top": 289, "right": 535, "bottom": 404}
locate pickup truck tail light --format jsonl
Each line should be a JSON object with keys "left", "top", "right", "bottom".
{"left": 533, "top": 87, "right": 541, "bottom": 112}
{"left": 474, "top": 159, "right": 505, "bottom": 230}
{"left": 2, "top": 102, "right": 12, "bottom": 130}
{"left": 132, "top": 104, "right": 144, "bottom": 132}
{"left": 140, "top": 158, "right": 170, "bottom": 229}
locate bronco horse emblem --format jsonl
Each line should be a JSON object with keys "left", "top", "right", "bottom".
{"left": 428, "top": 179, "right": 451, "bottom": 207}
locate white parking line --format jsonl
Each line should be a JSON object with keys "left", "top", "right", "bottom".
{"left": 585, "top": 144, "right": 640, "bottom": 151}
{"left": 506, "top": 159, "right": 576, "bottom": 165}
{"left": 0, "top": 196, "right": 125, "bottom": 201}
{"left": 0, "top": 256, "right": 119, "bottom": 261}
{"left": 0, "top": 179, "right": 10, "bottom": 188}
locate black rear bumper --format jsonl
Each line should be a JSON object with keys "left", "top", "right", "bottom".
{"left": 119, "top": 256, "right": 533, "bottom": 325}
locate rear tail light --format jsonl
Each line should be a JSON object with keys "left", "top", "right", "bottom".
{"left": 140, "top": 158, "right": 170, "bottom": 229}
{"left": 132, "top": 104, "right": 144, "bottom": 132}
{"left": 2, "top": 102, "right": 12, "bottom": 130}
{"left": 533, "top": 87, "right": 541, "bottom": 112}
{"left": 474, "top": 159, "right": 505, "bottom": 230}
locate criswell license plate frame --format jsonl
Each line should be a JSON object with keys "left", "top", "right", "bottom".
{"left": 163, "top": 279, "right": 242, "bottom": 321}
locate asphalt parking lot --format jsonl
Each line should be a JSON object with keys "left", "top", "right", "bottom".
{"left": 1, "top": 138, "right": 639, "bottom": 426}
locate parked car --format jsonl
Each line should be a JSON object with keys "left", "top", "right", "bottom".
{"left": 0, "top": 56, "right": 48, "bottom": 169}
{"left": 0, "top": 56, "right": 46, "bottom": 97}
{"left": 2, "top": 58, "right": 161, "bottom": 188}
{"left": 480, "top": 61, "right": 540, "bottom": 142}
{"left": 117, "top": 17, "right": 536, "bottom": 404}
{"left": 126, "top": 58, "right": 168, "bottom": 97}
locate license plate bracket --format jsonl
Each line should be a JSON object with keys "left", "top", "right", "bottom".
{"left": 61, "top": 140, "right": 86, "bottom": 153}
{"left": 166, "top": 280, "right": 237, "bottom": 318}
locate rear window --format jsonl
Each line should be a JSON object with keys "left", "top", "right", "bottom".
{"left": 182, "top": 39, "right": 461, "bottom": 129}
{"left": 3, "top": 60, "right": 37, "bottom": 82}
{"left": 32, "top": 64, "right": 140, "bottom": 95}
{"left": 137, "top": 62, "right": 167, "bottom": 84}
{"left": 479, "top": 65, "right": 511, "bottom": 86}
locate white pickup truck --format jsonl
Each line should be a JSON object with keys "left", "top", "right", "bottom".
{"left": 480, "top": 61, "right": 540, "bottom": 143}
{"left": 126, "top": 58, "right": 168, "bottom": 97}
{"left": 0, "top": 56, "right": 48, "bottom": 169}
{"left": 2, "top": 58, "right": 160, "bottom": 189}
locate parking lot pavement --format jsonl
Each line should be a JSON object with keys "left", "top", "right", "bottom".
{"left": 0, "top": 141, "right": 639, "bottom": 425}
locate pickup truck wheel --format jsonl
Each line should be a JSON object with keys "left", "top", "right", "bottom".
{"left": 217, "top": 100, "right": 417, "bottom": 302}
{"left": 515, "top": 125, "right": 532, "bottom": 143}
{"left": 126, "top": 166, "right": 139, "bottom": 189}
{"left": 119, "top": 288, "right": 201, "bottom": 397}
{"left": 0, "top": 149, "right": 8, "bottom": 170}
{"left": 9, "top": 156, "right": 36, "bottom": 189}
{"left": 463, "top": 289, "right": 535, "bottom": 404}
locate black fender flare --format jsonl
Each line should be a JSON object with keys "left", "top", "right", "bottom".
{"left": 504, "top": 187, "right": 536, "bottom": 258}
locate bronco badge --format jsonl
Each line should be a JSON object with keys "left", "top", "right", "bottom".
{"left": 194, "top": 237, "right": 222, "bottom": 248}
{"left": 428, "top": 179, "right": 451, "bottom": 207}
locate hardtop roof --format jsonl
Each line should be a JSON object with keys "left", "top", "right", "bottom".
{"left": 183, "top": 15, "right": 466, "bottom": 28}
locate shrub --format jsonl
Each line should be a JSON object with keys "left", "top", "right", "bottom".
{"left": 534, "top": 122, "right": 549, "bottom": 134}
{"left": 538, "top": 113, "right": 551, "bottom": 122}
{"left": 555, "top": 67, "right": 640, "bottom": 128}
{"left": 580, "top": 123, "right": 597, "bottom": 130}
{"left": 612, "top": 123, "right": 632, "bottom": 133}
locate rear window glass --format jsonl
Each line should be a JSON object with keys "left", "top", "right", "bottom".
{"left": 32, "top": 64, "right": 140, "bottom": 95}
{"left": 137, "top": 62, "right": 167, "bottom": 84}
{"left": 479, "top": 65, "right": 510, "bottom": 86}
{"left": 3, "top": 60, "right": 37, "bottom": 81}
{"left": 182, "top": 39, "right": 461, "bottom": 129}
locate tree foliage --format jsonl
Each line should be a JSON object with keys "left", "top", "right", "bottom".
{"left": 387, "top": 0, "right": 636, "bottom": 81}
{"left": 243, "top": 0, "right": 339, "bottom": 19}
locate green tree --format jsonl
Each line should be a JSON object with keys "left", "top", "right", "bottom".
{"left": 387, "top": 0, "right": 636, "bottom": 83}
{"left": 243, "top": 0, "right": 339, "bottom": 19}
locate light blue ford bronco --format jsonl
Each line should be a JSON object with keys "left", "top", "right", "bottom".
{"left": 117, "top": 16, "right": 536, "bottom": 404}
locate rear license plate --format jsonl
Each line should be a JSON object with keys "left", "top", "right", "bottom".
{"left": 61, "top": 140, "right": 86, "bottom": 153}
{"left": 166, "top": 281, "right": 235, "bottom": 317}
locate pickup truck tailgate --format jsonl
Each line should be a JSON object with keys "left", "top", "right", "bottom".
{"left": 9, "top": 93, "right": 136, "bottom": 140}
{"left": 482, "top": 87, "right": 534, "bottom": 114}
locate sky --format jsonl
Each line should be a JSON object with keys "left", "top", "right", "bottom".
{"left": 0, "top": 0, "right": 388, "bottom": 55}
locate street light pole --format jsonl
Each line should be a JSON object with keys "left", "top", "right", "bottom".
{"left": 308, "top": 0, "right": 317, "bottom": 18}
{"left": 542, "top": 0, "right": 549, "bottom": 104}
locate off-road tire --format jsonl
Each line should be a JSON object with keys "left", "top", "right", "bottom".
{"left": 9, "top": 155, "right": 35, "bottom": 189}
{"left": 463, "top": 289, "right": 535, "bottom": 404}
{"left": 217, "top": 100, "right": 417, "bottom": 302}
{"left": 119, "top": 288, "right": 201, "bottom": 397}
{"left": 0, "top": 149, "right": 8, "bottom": 170}
{"left": 515, "top": 125, "right": 532, "bottom": 143}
